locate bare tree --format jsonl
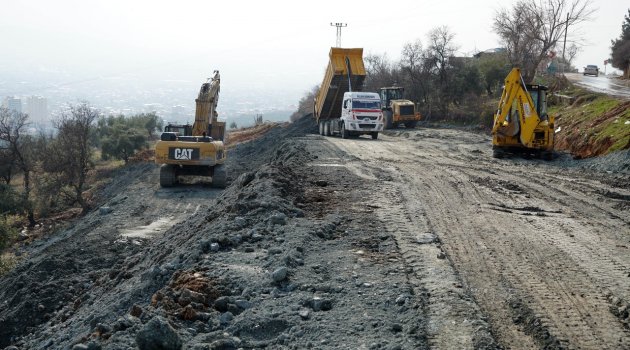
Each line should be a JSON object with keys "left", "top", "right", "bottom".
{"left": 47, "top": 103, "right": 98, "bottom": 214}
{"left": 364, "top": 52, "right": 393, "bottom": 92}
{"left": 289, "top": 85, "right": 319, "bottom": 122}
{"left": 425, "top": 26, "right": 458, "bottom": 116}
{"left": 494, "top": 0, "right": 594, "bottom": 82}
{"left": 0, "top": 107, "right": 36, "bottom": 226}
{"left": 565, "top": 43, "right": 581, "bottom": 68}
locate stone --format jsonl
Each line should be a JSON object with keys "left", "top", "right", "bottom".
{"left": 210, "top": 243, "right": 220, "bottom": 252}
{"left": 235, "top": 299, "right": 252, "bottom": 309}
{"left": 311, "top": 297, "right": 332, "bottom": 311}
{"left": 269, "top": 212, "right": 287, "bottom": 225}
{"left": 136, "top": 316, "right": 182, "bottom": 350}
{"left": 214, "top": 296, "right": 230, "bottom": 312}
{"left": 437, "top": 252, "right": 446, "bottom": 259}
{"left": 298, "top": 309, "right": 310, "bottom": 319}
{"left": 272, "top": 267, "right": 288, "bottom": 282}
{"left": 72, "top": 345, "right": 89, "bottom": 350}
{"left": 219, "top": 311, "right": 234, "bottom": 325}
{"left": 99, "top": 206, "right": 113, "bottom": 215}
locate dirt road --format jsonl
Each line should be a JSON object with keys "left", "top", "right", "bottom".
{"left": 321, "top": 128, "right": 630, "bottom": 349}
{"left": 1, "top": 121, "right": 629, "bottom": 349}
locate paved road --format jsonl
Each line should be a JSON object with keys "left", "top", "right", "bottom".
{"left": 565, "top": 72, "right": 630, "bottom": 99}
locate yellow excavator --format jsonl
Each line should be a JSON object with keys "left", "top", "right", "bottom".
{"left": 492, "top": 68, "right": 555, "bottom": 160}
{"left": 155, "top": 71, "right": 227, "bottom": 187}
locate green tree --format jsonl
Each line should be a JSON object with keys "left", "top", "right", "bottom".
{"left": 611, "top": 9, "right": 630, "bottom": 78}
{"left": 101, "top": 127, "right": 147, "bottom": 163}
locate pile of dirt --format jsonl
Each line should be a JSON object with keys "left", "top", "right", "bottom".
{"left": 1, "top": 116, "right": 428, "bottom": 349}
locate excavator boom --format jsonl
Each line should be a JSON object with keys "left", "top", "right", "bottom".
{"left": 192, "top": 70, "right": 221, "bottom": 138}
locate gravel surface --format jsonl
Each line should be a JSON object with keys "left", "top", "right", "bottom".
{"left": 0, "top": 118, "right": 628, "bottom": 349}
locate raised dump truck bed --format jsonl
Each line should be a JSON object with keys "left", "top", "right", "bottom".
{"left": 313, "top": 48, "right": 383, "bottom": 139}
{"left": 314, "top": 48, "right": 366, "bottom": 123}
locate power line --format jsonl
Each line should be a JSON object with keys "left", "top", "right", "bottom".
{"left": 330, "top": 22, "right": 347, "bottom": 47}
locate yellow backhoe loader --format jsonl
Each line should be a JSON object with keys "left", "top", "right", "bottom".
{"left": 492, "top": 68, "right": 555, "bottom": 160}
{"left": 155, "top": 71, "right": 227, "bottom": 187}
{"left": 379, "top": 86, "right": 421, "bottom": 129}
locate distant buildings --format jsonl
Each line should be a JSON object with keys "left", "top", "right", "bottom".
{"left": 25, "top": 96, "right": 48, "bottom": 122}
{"left": 2, "top": 95, "right": 48, "bottom": 123}
{"left": 2, "top": 96, "right": 22, "bottom": 113}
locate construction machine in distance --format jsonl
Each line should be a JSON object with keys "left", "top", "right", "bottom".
{"left": 379, "top": 86, "right": 422, "bottom": 129}
{"left": 155, "top": 71, "right": 227, "bottom": 187}
{"left": 492, "top": 68, "right": 555, "bottom": 160}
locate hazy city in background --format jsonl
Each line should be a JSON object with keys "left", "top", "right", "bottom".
{"left": 1, "top": 0, "right": 627, "bottom": 131}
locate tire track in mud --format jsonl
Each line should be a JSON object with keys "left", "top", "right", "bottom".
{"left": 326, "top": 130, "right": 630, "bottom": 349}
{"left": 325, "top": 135, "right": 496, "bottom": 349}
{"left": 372, "top": 183, "right": 493, "bottom": 349}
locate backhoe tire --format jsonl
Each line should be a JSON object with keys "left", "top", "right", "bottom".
{"left": 159, "top": 165, "right": 177, "bottom": 187}
{"left": 212, "top": 164, "right": 227, "bottom": 188}
{"left": 384, "top": 111, "right": 393, "bottom": 129}
{"left": 371, "top": 132, "right": 378, "bottom": 140}
{"left": 492, "top": 147, "right": 504, "bottom": 159}
{"left": 341, "top": 123, "right": 348, "bottom": 139}
{"left": 405, "top": 121, "right": 418, "bottom": 129}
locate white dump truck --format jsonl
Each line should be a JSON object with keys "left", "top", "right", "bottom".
{"left": 314, "top": 48, "right": 384, "bottom": 140}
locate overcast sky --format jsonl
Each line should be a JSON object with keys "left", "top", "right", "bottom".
{"left": 0, "top": 0, "right": 627, "bottom": 104}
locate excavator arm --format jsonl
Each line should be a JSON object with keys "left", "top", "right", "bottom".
{"left": 492, "top": 68, "right": 540, "bottom": 148}
{"left": 192, "top": 70, "right": 220, "bottom": 137}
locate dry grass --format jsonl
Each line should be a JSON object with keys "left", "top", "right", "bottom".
{"left": 226, "top": 122, "right": 286, "bottom": 148}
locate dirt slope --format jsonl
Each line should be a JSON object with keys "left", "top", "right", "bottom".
{"left": 1, "top": 119, "right": 629, "bottom": 349}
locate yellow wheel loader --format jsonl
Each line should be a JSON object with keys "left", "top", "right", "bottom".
{"left": 155, "top": 71, "right": 227, "bottom": 187}
{"left": 492, "top": 68, "right": 555, "bottom": 160}
{"left": 379, "top": 86, "right": 421, "bottom": 129}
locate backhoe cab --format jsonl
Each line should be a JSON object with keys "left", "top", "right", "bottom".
{"left": 492, "top": 68, "right": 554, "bottom": 160}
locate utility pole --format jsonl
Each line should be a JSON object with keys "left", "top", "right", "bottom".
{"left": 330, "top": 22, "right": 347, "bottom": 47}
{"left": 562, "top": 12, "right": 569, "bottom": 73}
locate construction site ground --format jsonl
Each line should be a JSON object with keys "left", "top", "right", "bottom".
{"left": 1, "top": 118, "right": 629, "bottom": 350}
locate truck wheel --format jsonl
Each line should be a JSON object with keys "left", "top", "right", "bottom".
{"left": 159, "top": 165, "right": 177, "bottom": 187}
{"left": 405, "top": 121, "right": 417, "bottom": 129}
{"left": 323, "top": 121, "right": 329, "bottom": 136}
{"left": 341, "top": 123, "right": 348, "bottom": 139}
{"left": 371, "top": 132, "right": 378, "bottom": 140}
{"left": 212, "top": 164, "right": 227, "bottom": 188}
{"left": 319, "top": 121, "right": 324, "bottom": 135}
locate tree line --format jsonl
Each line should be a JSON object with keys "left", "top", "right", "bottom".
{"left": 0, "top": 104, "right": 162, "bottom": 238}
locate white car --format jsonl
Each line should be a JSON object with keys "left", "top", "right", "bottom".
{"left": 583, "top": 65, "right": 599, "bottom": 77}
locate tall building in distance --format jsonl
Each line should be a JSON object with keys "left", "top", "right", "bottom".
{"left": 25, "top": 96, "right": 48, "bottom": 123}
{"left": 3, "top": 96, "right": 22, "bottom": 114}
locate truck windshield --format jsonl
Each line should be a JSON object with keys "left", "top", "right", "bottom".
{"left": 352, "top": 100, "right": 381, "bottom": 109}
